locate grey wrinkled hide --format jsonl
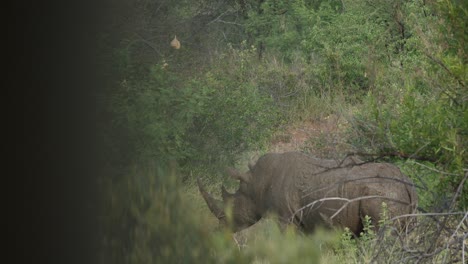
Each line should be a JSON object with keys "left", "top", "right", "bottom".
{"left": 199, "top": 152, "right": 418, "bottom": 235}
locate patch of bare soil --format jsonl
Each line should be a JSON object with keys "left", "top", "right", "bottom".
{"left": 268, "top": 114, "right": 353, "bottom": 159}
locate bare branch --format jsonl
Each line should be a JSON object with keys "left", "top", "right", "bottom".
{"left": 424, "top": 52, "right": 466, "bottom": 89}
{"left": 345, "top": 151, "right": 438, "bottom": 163}
{"left": 388, "top": 211, "right": 467, "bottom": 222}
{"left": 302, "top": 174, "right": 419, "bottom": 198}
{"left": 449, "top": 172, "right": 468, "bottom": 210}
{"left": 409, "top": 160, "right": 460, "bottom": 176}
{"left": 442, "top": 212, "right": 468, "bottom": 263}
{"left": 215, "top": 20, "right": 243, "bottom": 26}
{"left": 291, "top": 195, "right": 410, "bottom": 223}
{"left": 207, "top": 10, "right": 243, "bottom": 26}
{"left": 132, "top": 33, "right": 163, "bottom": 57}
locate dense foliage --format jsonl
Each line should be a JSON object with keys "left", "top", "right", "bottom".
{"left": 99, "top": 0, "right": 467, "bottom": 263}
{"left": 349, "top": 0, "right": 467, "bottom": 207}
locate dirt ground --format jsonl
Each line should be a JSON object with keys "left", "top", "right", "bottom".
{"left": 267, "top": 114, "right": 352, "bottom": 159}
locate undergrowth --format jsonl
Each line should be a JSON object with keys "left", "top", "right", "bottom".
{"left": 100, "top": 164, "right": 467, "bottom": 263}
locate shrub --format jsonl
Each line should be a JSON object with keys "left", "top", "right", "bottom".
{"left": 108, "top": 51, "right": 281, "bottom": 172}
{"left": 348, "top": 0, "right": 467, "bottom": 209}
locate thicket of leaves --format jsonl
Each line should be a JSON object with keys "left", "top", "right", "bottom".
{"left": 108, "top": 46, "right": 280, "bottom": 171}
{"left": 246, "top": 0, "right": 385, "bottom": 96}
{"left": 348, "top": 0, "right": 467, "bottom": 208}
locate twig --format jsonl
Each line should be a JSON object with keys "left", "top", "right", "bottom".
{"left": 427, "top": 173, "right": 468, "bottom": 255}
{"left": 207, "top": 11, "right": 242, "bottom": 26}
{"left": 388, "top": 211, "right": 467, "bottom": 222}
{"left": 424, "top": 52, "right": 466, "bottom": 89}
{"left": 291, "top": 195, "right": 410, "bottom": 223}
{"left": 442, "top": 212, "right": 468, "bottom": 263}
{"left": 449, "top": 172, "right": 468, "bottom": 210}
{"left": 302, "top": 174, "right": 420, "bottom": 198}
{"left": 232, "top": 234, "right": 242, "bottom": 251}
{"left": 133, "top": 33, "right": 163, "bottom": 57}
{"left": 346, "top": 151, "right": 438, "bottom": 163}
{"left": 463, "top": 233, "right": 467, "bottom": 264}
{"left": 409, "top": 160, "right": 460, "bottom": 176}
{"left": 207, "top": 10, "right": 229, "bottom": 25}
{"left": 425, "top": 172, "right": 468, "bottom": 254}
{"left": 215, "top": 20, "right": 243, "bottom": 26}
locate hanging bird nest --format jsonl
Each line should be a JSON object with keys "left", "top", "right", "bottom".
{"left": 171, "top": 35, "right": 180, "bottom": 49}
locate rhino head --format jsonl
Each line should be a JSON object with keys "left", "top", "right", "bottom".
{"left": 197, "top": 166, "right": 261, "bottom": 232}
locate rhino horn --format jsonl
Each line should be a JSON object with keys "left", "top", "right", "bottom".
{"left": 226, "top": 167, "right": 250, "bottom": 183}
{"left": 248, "top": 161, "right": 254, "bottom": 171}
{"left": 197, "top": 178, "right": 225, "bottom": 219}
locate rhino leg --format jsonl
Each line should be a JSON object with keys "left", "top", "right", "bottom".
{"left": 359, "top": 198, "right": 382, "bottom": 233}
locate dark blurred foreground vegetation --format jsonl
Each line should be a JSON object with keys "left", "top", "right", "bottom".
{"left": 98, "top": 0, "right": 467, "bottom": 263}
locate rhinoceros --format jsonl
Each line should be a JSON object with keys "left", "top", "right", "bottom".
{"left": 198, "top": 152, "right": 417, "bottom": 235}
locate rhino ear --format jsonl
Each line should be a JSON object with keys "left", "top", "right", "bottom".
{"left": 226, "top": 167, "right": 250, "bottom": 183}
{"left": 221, "top": 185, "right": 235, "bottom": 201}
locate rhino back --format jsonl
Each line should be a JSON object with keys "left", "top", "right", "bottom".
{"left": 299, "top": 162, "right": 416, "bottom": 232}
{"left": 248, "top": 152, "right": 342, "bottom": 219}
{"left": 248, "top": 152, "right": 416, "bottom": 233}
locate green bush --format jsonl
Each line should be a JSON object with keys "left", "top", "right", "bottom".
{"left": 109, "top": 49, "right": 281, "bottom": 171}
{"left": 109, "top": 65, "right": 210, "bottom": 163}
{"left": 351, "top": 77, "right": 466, "bottom": 208}
{"left": 187, "top": 45, "right": 280, "bottom": 167}
{"left": 348, "top": 0, "right": 467, "bottom": 209}
{"left": 246, "top": 0, "right": 393, "bottom": 97}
